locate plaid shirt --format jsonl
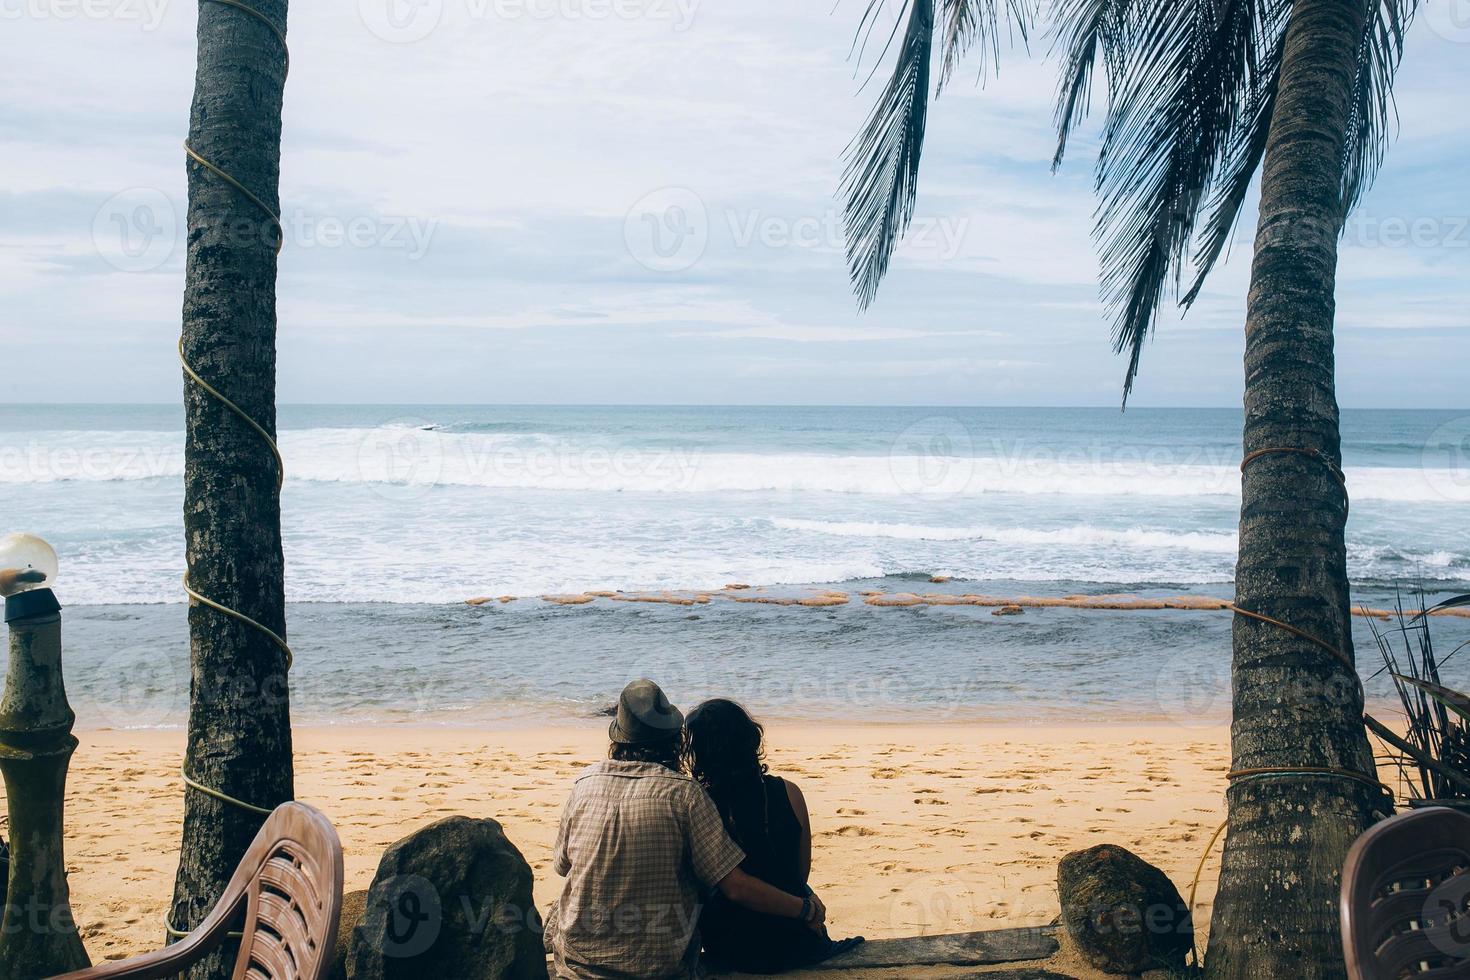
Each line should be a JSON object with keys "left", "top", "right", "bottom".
{"left": 549, "top": 760, "right": 745, "bottom": 979}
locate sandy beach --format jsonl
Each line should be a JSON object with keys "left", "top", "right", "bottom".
{"left": 38, "top": 722, "right": 1233, "bottom": 976}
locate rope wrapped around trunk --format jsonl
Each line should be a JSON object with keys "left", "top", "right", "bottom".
{"left": 166, "top": 0, "right": 294, "bottom": 942}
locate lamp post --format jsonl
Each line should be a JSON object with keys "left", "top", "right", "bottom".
{"left": 0, "top": 533, "right": 90, "bottom": 977}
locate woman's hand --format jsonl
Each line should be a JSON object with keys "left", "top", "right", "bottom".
{"left": 804, "top": 891, "right": 828, "bottom": 931}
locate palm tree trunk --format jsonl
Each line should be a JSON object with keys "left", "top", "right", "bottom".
{"left": 1205, "top": 1, "right": 1378, "bottom": 977}
{"left": 168, "top": 2, "right": 292, "bottom": 977}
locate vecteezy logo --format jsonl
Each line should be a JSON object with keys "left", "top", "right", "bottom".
{"left": 86, "top": 645, "right": 189, "bottom": 730}
{"left": 882, "top": 874, "right": 980, "bottom": 936}
{"left": 359, "top": 0, "right": 443, "bottom": 42}
{"left": 1425, "top": 0, "right": 1470, "bottom": 43}
{"left": 887, "top": 417, "right": 976, "bottom": 495}
{"left": 93, "top": 188, "right": 178, "bottom": 272}
{"left": 1153, "top": 647, "right": 1231, "bottom": 729}
{"left": 1425, "top": 867, "right": 1470, "bottom": 961}
{"left": 361, "top": 874, "right": 442, "bottom": 958}
{"left": 1423, "top": 416, "right": 1470, "bottom": 502}
{"left": 356, "top": 418, "right": 446, "bottom": 501}
{"left": 624, "top": 187, "right": 708, "bottom": 272}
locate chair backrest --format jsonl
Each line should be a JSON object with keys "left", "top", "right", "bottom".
{"left": 229, "top": 803, "right": 345, "bottom": 980}
{"left": 46, "top": 801, "right": 344, "bottom": 980}
{"left": 1341, "top": 806, "right": 1470, "bottom": 980}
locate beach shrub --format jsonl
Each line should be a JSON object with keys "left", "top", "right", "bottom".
{"left": 1363, "top": 593, "right": 1470, "bottom": 805}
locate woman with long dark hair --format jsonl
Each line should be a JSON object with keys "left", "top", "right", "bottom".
{"left": 685, "top": 699, "right": 863, "bottom": 973}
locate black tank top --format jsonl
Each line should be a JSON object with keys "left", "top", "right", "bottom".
{"left": 700, "top": 775, "right": 831, "bottom": 973}
{"left": 734, "top": 775, "right": 804, "bottom": 893}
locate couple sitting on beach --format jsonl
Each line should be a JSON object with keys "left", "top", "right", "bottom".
{"left": 545, "top": 679, "right": 864, "bottom": 979}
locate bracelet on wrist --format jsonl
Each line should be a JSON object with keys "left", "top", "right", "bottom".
{"left": 798, "top": 895, "right": 812, "bottom": 921}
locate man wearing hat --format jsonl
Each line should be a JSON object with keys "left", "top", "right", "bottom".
{"left": 547, "top": 679, "right": 825, "bottom": 979}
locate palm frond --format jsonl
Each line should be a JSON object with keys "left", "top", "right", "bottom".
{"left": 843, "top": 0, "right": 1032, "bottom": 309}
{"left": 1395, "top": 675, "right": 1470, "bottom": 725}
{"left": 939, "top": 0, "right": 1033, "bottom": 87}
{"left": 1366, "top": 713, "right": 1470, "bottom": 799}
{"left": 1414, "top": 593, "right": 1470, "bottom": 622}
{"left": 1089, "top": 0, "right": 1280, "bottom": 402}
{"left": 1185, "top": 0, "right": 1416, "bottom": 310}
{"left": 842, "top": 0, "right": 935, "bottom": 310}
{"left": 1366, "top": 587, "right": 1470, "bottom": 801}
{"left": 1342, "top": 0, "right": 1419, "bottom": 214}
{"left": 1049, "top": 0, "right": 1140, "bottom": 171}
{"left": 1182, "top": 27, "right": 1281, "bottom": 307}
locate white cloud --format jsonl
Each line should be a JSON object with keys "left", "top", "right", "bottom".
{"left": 0, "top": 2, "right": 1466, "bottom": 406}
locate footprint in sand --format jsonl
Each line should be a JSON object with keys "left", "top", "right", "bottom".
{"left": 827, "top": 825, "right": 879, "bottom": 838}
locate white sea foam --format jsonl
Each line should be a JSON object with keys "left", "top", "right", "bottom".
{"left": 5, "top": 426, "right": 1467, "bottom": 504}
{"left": 771, "top": 518, "right": 1241, "bottom": 552}
{"left": 9, "top": 414, "right": 1467, "bottom": 606}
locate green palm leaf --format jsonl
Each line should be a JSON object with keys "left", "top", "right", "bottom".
{"left": 1089, "top": 0, "right": 1280, "bottom": 401}
{"left": 842, "top": 0, "right": 936, "bottom": 310}
{"left": 839, "top": 0, "right": 1420, "bottom": 399}
{"left": 1393, "top": 674, "right": 1470, "bottom": 725}
{"left": 841, "top": 0, "right": 1032, "bottom": 309}
{"left": 1412, "top": 593, "right": 1470, "bottom": 622}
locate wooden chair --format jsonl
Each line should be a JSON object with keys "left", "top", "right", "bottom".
{"left": 51, "top": 802, "right": 344, "bottom": 980}
{"left": 1341, "top": 806, "right": 1470, "bottom": 979}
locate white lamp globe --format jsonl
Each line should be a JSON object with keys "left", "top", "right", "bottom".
{"left": 0, "top": 534, "right": 59, "bottom": 598}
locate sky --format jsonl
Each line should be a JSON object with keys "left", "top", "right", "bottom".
{"left": 3, "top": 0, "right": 1468, "bottom": 407}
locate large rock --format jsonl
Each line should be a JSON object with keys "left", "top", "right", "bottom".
{"left": 349, "top": 816, "right": 547, "bottom": 980}
{"left": 328, "top": 890, "right": 368, "bottom": 980}
{"left": 1057, "top": 845, "right": 1192, "bottom": 975}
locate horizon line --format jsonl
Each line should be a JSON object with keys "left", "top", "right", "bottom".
{"left": 1, "top": 402, "right": 1466, "bottom": 412}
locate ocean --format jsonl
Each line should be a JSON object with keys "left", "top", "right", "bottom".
{"left": 3, "top": 404, "right": 1468, "bottom": 728}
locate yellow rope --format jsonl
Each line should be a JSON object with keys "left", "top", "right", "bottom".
{"left": 202, "top": 0, "right": 289, "bottom": 69}
{"left": 1222, "top": 598, "right": 1387, "bottom": 794}
{"left": 180, "top": 764, "right": 276, "bottom": 816}
{"left": 1228, "top": 602, "right": 1357, "bottom": 673}
{"left": 182, "top": 573, "right": 293, "bottom": 667}
{"left": 1184, "top": 766, "right": 1395, "bottom": 967}
{"left": 164, "top": 918, "right": 244, "bottom": 941}
{"left": 181, "top": 0, "right": 290, "bottom": 256}
{"left": 1240, "top": 445, "right": 1347, "bottom": 491}
{"left": 182, "top": 146, "right": 284, "bottom": 255}
{"left": 170, "top": 4, "right": 295, "bottom": 948}
{"left": 177, "top": 339, "right": 286, "bottom": 494}
{"left": 1183, "top": 550, "right": 1389, "bottom": 967}
{"left": 1186, "top": 817, "right": 1229, "bottom": 968}
{"left": 1226, "top": 765, "right": 1393, "bottom": 796}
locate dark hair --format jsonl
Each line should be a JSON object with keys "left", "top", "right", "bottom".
{"left": 686, "top": 699, "right": 770, "bottom": 852}
{"left": 609, "top": 732, "right": 686, "bottom": 772}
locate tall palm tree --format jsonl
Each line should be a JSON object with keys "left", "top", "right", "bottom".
{"left": 843, "top": 1, "right": 1417, "bottom": 975}
{"left": 169, "top": 1, "right": 294, "bottom": 977}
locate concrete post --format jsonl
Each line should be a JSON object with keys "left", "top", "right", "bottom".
{"left": 0, "top": 591, "right": 90, "bottom": 978}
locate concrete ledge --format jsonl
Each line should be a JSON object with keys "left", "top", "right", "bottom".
{"left": 706, "top": 924, "right": 1062, "bottom": 975}
{"left": 822, "top": 925, "right": 1060, "bottom": 969}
